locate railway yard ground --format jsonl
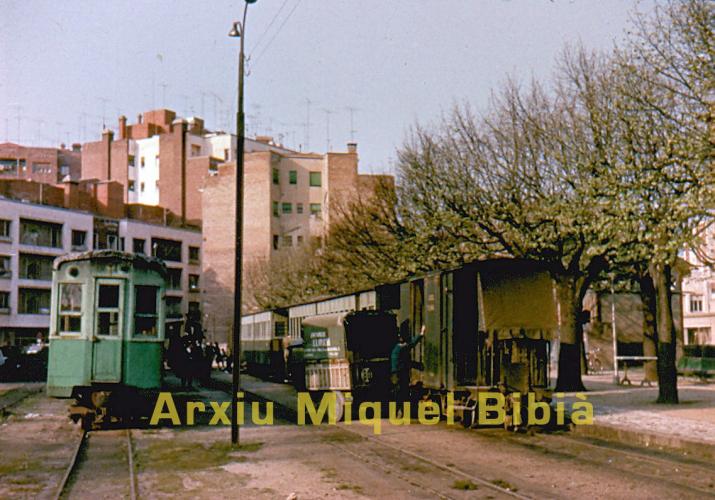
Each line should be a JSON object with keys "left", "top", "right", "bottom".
{"left": 1, "top": 373, "right": 715, "bottom": 499}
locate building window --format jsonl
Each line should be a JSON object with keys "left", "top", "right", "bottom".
{"left": 133, "top": 238, "right": 146, "bottom": 255}
{"left": 289, "top": 170, "right": 297, "bottom": 184}
{"left": 166, "top": 296, "right": 182, "bottom": 319}
{"left": 296, "top": 203, "right": 304, "bottom": 214}
{"left": 0, "top": 291, "right": 9, "bottom": 313}
{"left": 140, "top": 156, "right": 145, "bottom": 167}
{"left": 167, "top": 268, "right": 182, "bottom": 290}
{"left": 282, "top": 235, "right": 292, "bottom": 248}
{"left": 282, "top": 202, "right": 292, "bottom": 214}
{"left": 309, "top": 171, "right": 321, "bottom": 187}
{"left": 32, "top": 162, "right": 52, "bottom": 174}
{"left": 59, "top": 283, "right": 82, "bottom": 334}
{"left": 191, "top": 144, "right": 202, "bottom": 157}
{"left": 135, "top": 285, "right": 159, "bottom": 336}
{"left": 18, "top": 288, "right": 51, "bottom": 314}
{"left": 687, "top": 327, "right": 710, "bottom": 345}
{"left": 189, "top": 246, "right": 200, "bottom": 264}
{"left": 128, "top": 155, "right": 136, "bottom": 167}
{"left": 128, "top": 180, "right": 136, "bottom": 192}
{"left": 224, "top": 149, "right": 230, "bottom": 161}
{"left": 19, "top": 254, "right": 54, "bottom": 281}
{"left": 272, "top": 168, "right": 280, "bottom": 185}
{"left": 71, "top": 230, "right": 87, "bottom": 251}
{"left": 189, "top": 301, "right": 200, "bottom": 315}
{"left": 60, "top": 165, "right": 70, "bottom": 177}
{"left": 690, "top": 295, "right": 703, "bottom": 313}
{"left": 140, "top": 182, "right": 145, "bottom": 192}
{"left": 106, "top": 235, "right": 121, "bottom": 251}
{"left": 710, "top": 284, "right": 715, "bottom": 300}
{"left": 34, "top": 163, "right": 49, "bottom": 174}
{"left": 273, "top": 201, "right": 279, "bottom": 217}
{"left": 152, "top": 238, "right": 182, "bottom": 262}
{"left": 0, "top": 159, "right": 24, "bottom": 175}
{"left": 310, "top": 203, "right": 321, "bottom": 215}
{"left": 273, "top": 235, "right": 279, "bottom": 250}
{"left": 20, "top": 219, "right": 62, "bottom": 248}
{"left": 0, "top": 219, "right": 11, "bottom": 240}
{"left": 0, "top": 255, "right": 10, "bottom": 278}
{"left": 189, "top": 274, "right": 200, "bottom": 292}
{"left": 297, "top": 235, "right": 304, "bottom": 246}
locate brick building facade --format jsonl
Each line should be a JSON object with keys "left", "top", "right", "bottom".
{"left": 0, "top": 142, "right": 82, "bottom": 184}
{"left": 201, "top": 143, "right": 392, "bottom": 343}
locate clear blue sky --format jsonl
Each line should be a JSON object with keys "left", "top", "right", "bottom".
{"left": 0, "top": 0, "right": 656, "bottom": 173}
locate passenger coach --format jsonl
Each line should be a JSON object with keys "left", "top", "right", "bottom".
{"left": 46, "top": 250, "right": 167, "bottom": 427}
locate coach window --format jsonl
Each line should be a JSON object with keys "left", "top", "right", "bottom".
{"left": 134, "top": 285, "right": 159, "bottom": 336}
{"left": 59, "top": 283, "right": 82, "bottom": 335}
{"left": 97, "top": 283, "right": 121, "bottom": 336}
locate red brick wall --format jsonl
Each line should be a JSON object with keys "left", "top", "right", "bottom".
{"left": 158, "top": 124, "right": 184, "bottom": 222}
{"left": 109, "top": 139, "right": 129, "bottom": 201}
{"left": 186, "top": 156, "right": 211, "bottom": 224}
{"left": 326, "top": 151, "right": 359, "bottom": 226}
{"left": 201, "top": 154, "right": 271, "bottom": 342}
{"left": 0, "top": 179, "right": 64, "bottom": 207}
{"left": 94, "top": 181, "right": 125, "bottom": 218}
{"left": 0, "top": 143, "right": 61, "bottom": 183}
{"left": 81, "top": 137, "right": 110, "bottom": 181}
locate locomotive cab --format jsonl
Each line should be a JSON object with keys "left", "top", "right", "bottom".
{"left": 46, "top": 250, "right": 167, "bottom": 427}
{"left": 300, "top": 310, "right": 398, "bottom": 421}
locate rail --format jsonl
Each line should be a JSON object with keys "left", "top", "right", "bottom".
{"left": 55, "top": 429, "right": 138, "bottom": 500}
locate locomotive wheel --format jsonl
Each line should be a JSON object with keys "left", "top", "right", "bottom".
{"left": 332, "top": 391, "right": 345, "bottom": 423}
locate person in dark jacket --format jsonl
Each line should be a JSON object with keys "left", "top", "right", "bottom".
{"left": 391, "top": 324, "right": 425, "bottom": 415}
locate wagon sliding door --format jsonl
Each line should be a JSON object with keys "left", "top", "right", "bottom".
{"left": 91, "top": 279, "right": 124, "bottom": 382}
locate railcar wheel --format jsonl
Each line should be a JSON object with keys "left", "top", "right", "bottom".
{"left": 332, "top": 391, "right": 345, "bottom": 423}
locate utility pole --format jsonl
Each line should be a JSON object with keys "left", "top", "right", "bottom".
{"left": 228, "top": 0, "right": 257, "bottom": 447}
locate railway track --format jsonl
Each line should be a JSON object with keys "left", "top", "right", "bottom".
{"left": 55, "top": 428, "right": 138, "bottom": 500}
{"left": 0, "top": 382, "right": 44, "bottom": 418}
{"left": 486, "top": 429, "right": 715, "bottom": 497}
{"left": 331, "top": 425, "right": 529, "bottom": 499}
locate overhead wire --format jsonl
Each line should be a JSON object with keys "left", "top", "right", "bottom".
{"left": 248, "top": 0, "right": 290, "bottom": 58}
{"left": 250, "top": 0, "right": 303, "bottom": 69}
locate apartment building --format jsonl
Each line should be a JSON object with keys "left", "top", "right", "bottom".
{"left": 0, "top": 183, "right": 201, "bottom": 346}
{"left": 201, "top": 142, "right": 393, "bottom": 343}
{"left": 81, "top": 109, "right": 296, "bottom": 226}
{"left": 682, "top": 234, "right": 715, "bottom": 345}
{"left": 0, "top": 142, "right": 82, "bottom": 183}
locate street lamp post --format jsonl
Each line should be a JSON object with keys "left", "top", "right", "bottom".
{"left": 229, "top": 0, "right": 256, "bottom": 447}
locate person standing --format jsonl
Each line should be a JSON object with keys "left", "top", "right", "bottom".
{"left": 391, "top": 324, "right": 425, "bottom": 416}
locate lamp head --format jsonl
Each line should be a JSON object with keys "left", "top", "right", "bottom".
{"left": 228, "top": 21, "right": 241, "bottom": 37}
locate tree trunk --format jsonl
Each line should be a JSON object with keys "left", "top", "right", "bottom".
{"left": 638, "top": 274, "right": 658, "bottom": 383}
{"left": 555, "top": 277, "right": 587, "bottom": 392}
{"left": 649, "top": 263, "right": 678, "bottom": 404}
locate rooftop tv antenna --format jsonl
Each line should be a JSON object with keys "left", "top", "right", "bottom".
{"left": 345, "top": 106, "right": 360, "bottom": 141}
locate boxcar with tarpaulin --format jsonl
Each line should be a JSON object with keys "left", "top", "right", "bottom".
{"left": 387, "top": 259, "right": 558, "bottom": 427}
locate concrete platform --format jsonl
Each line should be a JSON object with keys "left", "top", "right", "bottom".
{"left": 567, "top": 373, "right": 715, "bottom": 459}
{"left": 211, "top": 370, "right": 715, "bottom": 459}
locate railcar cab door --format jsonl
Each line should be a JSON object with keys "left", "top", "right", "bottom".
{"left": 91, "top": 279, "right": 124, "bottom": 382}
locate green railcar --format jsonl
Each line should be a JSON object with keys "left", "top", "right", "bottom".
{"left": 46, "top": 250, "right": 167, "bottom": 427}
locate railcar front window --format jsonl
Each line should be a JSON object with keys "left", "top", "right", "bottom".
{"left": 97, "top": 284, "right": 120, "bottom": 336}
{"left": 134, "top": 285, "right": 159, "bottom": 336}
{"left": 59, "top": 283, "right": 82, "bottom": 334}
